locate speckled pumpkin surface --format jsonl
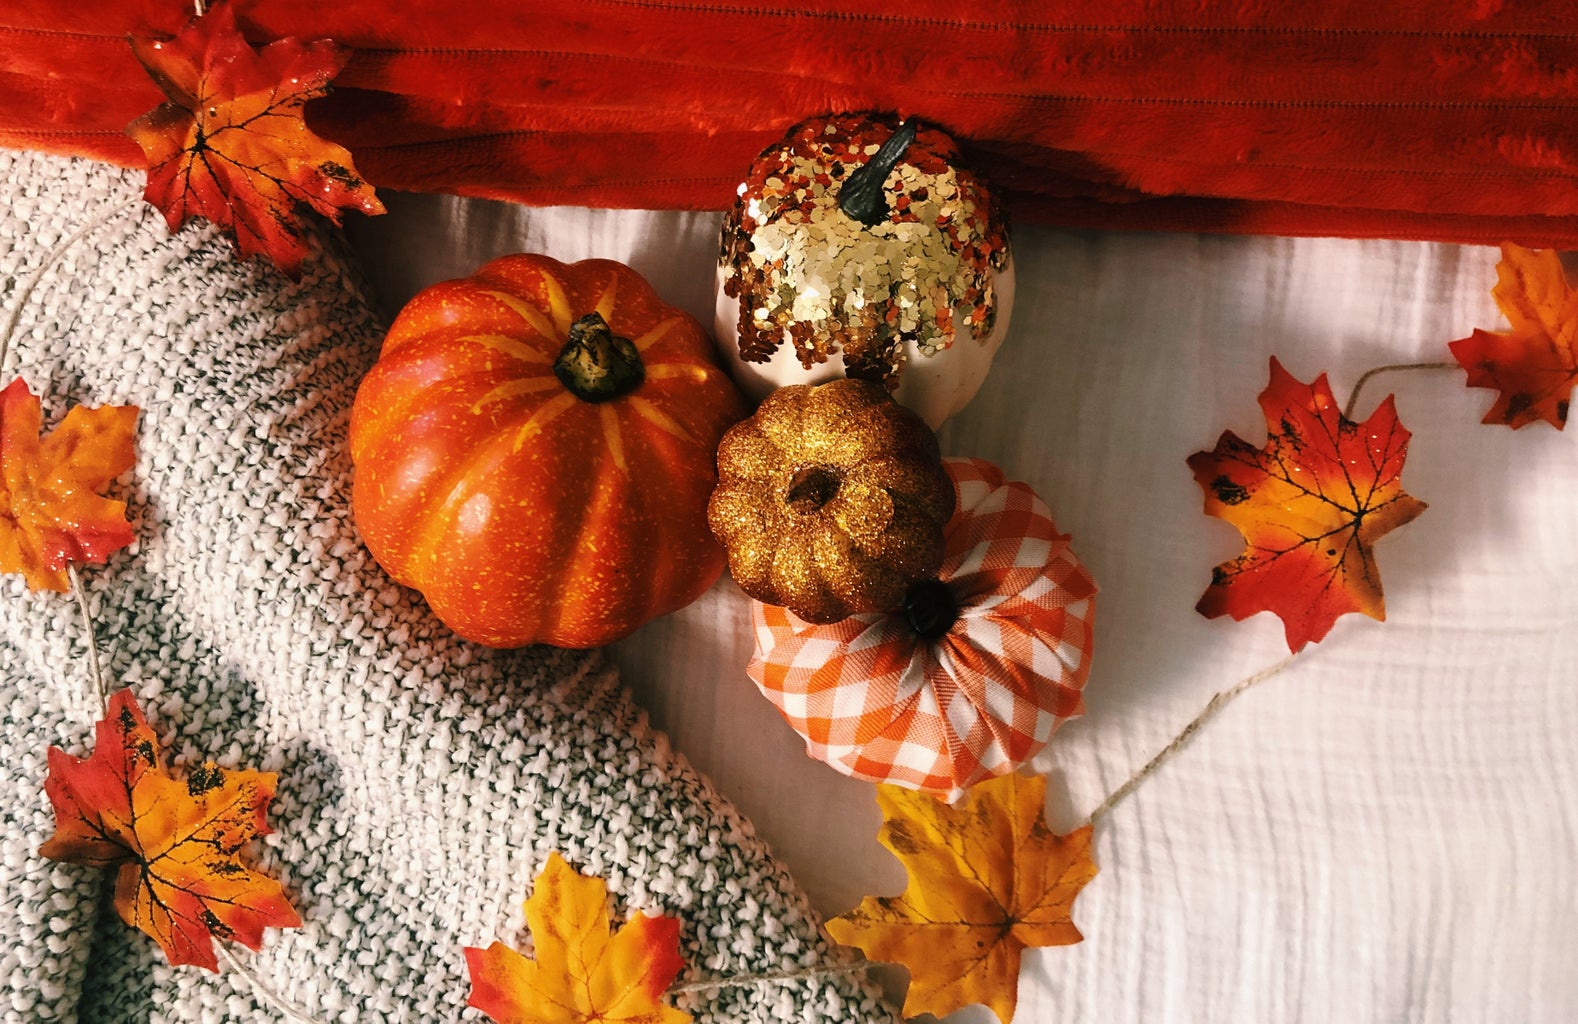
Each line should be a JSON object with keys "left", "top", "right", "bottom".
{"left": 708, "top": 378, "right": 954, "bottom": 623}
{"left": 350, "top": 254, "right": 746, "bottom": 649}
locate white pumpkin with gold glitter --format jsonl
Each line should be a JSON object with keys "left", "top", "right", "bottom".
{"left": 714, "top": 114, "right": 1014, "bottom": 429}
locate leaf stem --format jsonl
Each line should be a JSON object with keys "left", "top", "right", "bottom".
{"left": 1342, "top": 362, "right": 1459, "bottom": 420}
{"left": 217, "top": 943, "right": 326, "bottom": 1024}
{"left": 1087, "top": 654, "right": 1300, "bottom": 827}
{"left": 66, "top": 565, "right": 110, "bottom": 713}
{"left": 672, "top": 960, "right": 872, "bottom": 995}
{"left": 0, "top": 196, "right": 142, "bottom": 377}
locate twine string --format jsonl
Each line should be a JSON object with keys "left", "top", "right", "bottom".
{"left": 672, "top": 961, "right": 871, "bottom": 995}
{"left": 1342, "top": 361, "right": 1459, "bottom": 420}
{"left": 0, "top": 197, "right": 142, "bottom": 376}
{"left": 65, "top": 565, "right": 111, "bottom": 712}
{"left": 217, "top": 943, "right": 323, "bottom": 1024}
{"left": 1088, "top": 654, "right": 1298, "bottom": 826}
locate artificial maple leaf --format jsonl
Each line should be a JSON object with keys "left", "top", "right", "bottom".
{"left": 126, "top": 0, "right": 384, "bottom": 275}
{"left": 0, "top": 378, "right": 138, "bottom": 592}
{"left": 826, "top": 773, "right": 1095, "bottom": 1024}
{"left": 1188, "top": 358, "right": 1427, "bottom": 653}
{"left": 1449, "top": 243, "right": 1578, "bottom": 429}
{"left": 39, "top": 687, "right": 300, "bottom": 971}
{"left": 464, "top": 851, "right": 690, "bottom": 1024}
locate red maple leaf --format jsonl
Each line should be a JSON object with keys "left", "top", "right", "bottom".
{"left": 0, "top": 378, "right": 138, "bottom": 592}
{"left": 1449, "top": 243, "right": 1578, "bottom": 429}
{"left": 1187, "top": 359, "right": 1428, "bottom": 652}
{"left": 39, "top": 688, "right": 301, "bottom": 971}
{"left": 126, "top": 0, "right": 384, "bottom": 275}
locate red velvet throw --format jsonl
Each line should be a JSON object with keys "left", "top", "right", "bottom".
{"left": 4, "top": 1, "right": 1578, "bottom": 245}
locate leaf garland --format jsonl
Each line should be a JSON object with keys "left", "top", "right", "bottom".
{"left": 0, "top": 377, "right": 138, "bottom": 592}
{"left": 1450, "top": 242, "right": 1578, "bottom": 429}
{"left": 126, "top": 0, "right": 384, "bottom": 275}
{"left": 826, "top": 773, "right": 1096, "bottom": 1024}
{"left": 464, "top": 851, "right": 691, "bottom": 1024}
{"left": 39, "top": 687, "right": 301, "bottom": 971}
{"left": 1188, "top": 358, "right": 1427, "bottom": 653}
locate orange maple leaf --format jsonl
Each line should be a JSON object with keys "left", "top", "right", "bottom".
{"left": 1188, "top": 358, "right": 1427, "bottom": 653}
{"left": 0, "top": 378, "right": 138, "bottom": 592}
{"left": 39, "top": 688, "right": 301, "bottom": 971}
{"left": 465, "top": 851, "right": 690, "bottom": 1024}
{"left": 126, "top": 0, "right": 384, "bottom": 275}
{"left": 1449, "top": 243, "right": 1578, "bottom": 429}
{"left": 825, "top": 773, "right": 1096, "bottom": 1024}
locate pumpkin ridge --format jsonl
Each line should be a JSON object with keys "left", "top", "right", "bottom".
{"left": 626, "top": 395, "right": 702, "bottom": 452}
{"left": 479, "top": 288, "right": 561, "bottom": 343}
{"left": 456, "top": 332, "right": 554, "bottom": 366}
{"left": 403, "top": 425, "right": 533, "bottom": 573}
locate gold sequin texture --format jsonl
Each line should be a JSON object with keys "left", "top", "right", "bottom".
{"left": 720, "top": 114, "right": 1010, "bottom": 388}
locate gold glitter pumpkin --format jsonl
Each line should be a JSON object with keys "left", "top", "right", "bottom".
{"left": 715, "top": 113, "right": 1013, "bottom": 429}
{"left": 708, "top": 378, "right": 955, "bottom": 623}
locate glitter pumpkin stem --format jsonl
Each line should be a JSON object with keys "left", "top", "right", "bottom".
{"left": 838, "top": 119, "right": 918, "bottom": 226}
{"left": 552, "top": 312, "right": 645, "bottom": 403}
{"left": 785, "top": 464, "right": 843, "bottom": 513}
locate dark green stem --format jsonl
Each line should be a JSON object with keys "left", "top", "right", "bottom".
{"left": 553, "top": 313, "right": 645, "bottom": 403}
{"left": 838, "top": 120, "right": 918, "bottom": 227}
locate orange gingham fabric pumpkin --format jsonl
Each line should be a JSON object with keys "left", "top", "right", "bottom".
{"left": 747, "top": 456, "right": 1097, "bottom": 800}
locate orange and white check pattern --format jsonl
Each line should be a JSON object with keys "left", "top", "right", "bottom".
{"left": 748, "top": 457, "right": 1097, "bottom": 801}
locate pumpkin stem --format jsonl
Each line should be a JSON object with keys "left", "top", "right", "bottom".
{"left": 838, "top": 119, "right": 918, "bottom": 227}
{"left": 786, "top": 464, "right": 843, "bottom": 513}
{"left": 903, "top": 577, "right": 958, "bottom": 640}
{"left": 554, "top": 312, "right": 645, "bottom": 403}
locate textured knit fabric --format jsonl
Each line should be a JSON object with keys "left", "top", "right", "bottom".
{"left": 0, "top": 149, "right": 893, "bottom": 1024}
{"left": 4, "top": 2, "right": 1578, "bottom": 246}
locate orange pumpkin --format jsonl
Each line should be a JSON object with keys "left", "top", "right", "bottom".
{"left": 349, "top": 255, "right": 747, "bottom": 649}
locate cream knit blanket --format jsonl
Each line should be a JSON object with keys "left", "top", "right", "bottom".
{"left": 0, "top": 149, "right": 891, "bottom": 1024}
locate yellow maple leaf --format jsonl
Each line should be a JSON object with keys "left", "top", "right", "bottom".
{"left": 826, "top": 773, "right": 1096, "bottom": 1024}
{"left": 464, "top": 851, "right": 691, "bottom": 1024}
{"left": 0, "top": 377, "right": 138, "bottom": 591}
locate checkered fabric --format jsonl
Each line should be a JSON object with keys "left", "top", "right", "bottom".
{"left": 748, "top": 457, "right": 1097, "bottom": 801}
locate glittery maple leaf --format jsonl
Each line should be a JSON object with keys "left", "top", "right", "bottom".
{"left": 126, "top": 0, "right": 384, "bottom": 275}
{"left": 0, "top": 378, "right": 138, "bottom": 591}
{"left": 1450, "top": 243, "right": 1578, "bottom": 429}
{"left": 39, "top": 688, "right": 301, "bottom": 971}
{"left": 1188, "top": 358, "right": 1427, "bottom": 652}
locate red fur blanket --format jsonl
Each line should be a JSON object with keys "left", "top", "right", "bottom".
{"left": 4, "top": 1, "right": 1577, "bottom": 244}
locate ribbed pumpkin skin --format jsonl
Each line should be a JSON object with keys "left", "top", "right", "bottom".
{"left": 349, "top": 255, "right": 746, "bottom": 648}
